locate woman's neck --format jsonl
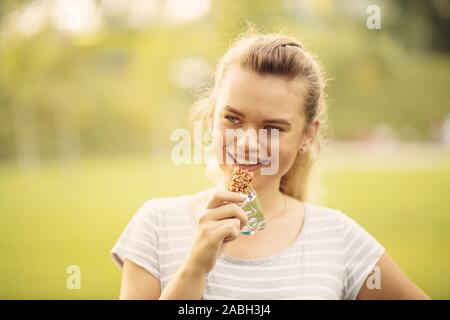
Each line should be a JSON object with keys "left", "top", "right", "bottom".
{"left": 253, "top": 178, "right": 286, "bottom": 219}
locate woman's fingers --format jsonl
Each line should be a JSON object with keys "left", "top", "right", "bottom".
{"left": 212, "top": 219, "right": 241, "bottom": 243}
{"left": 200, "top": 203, "right": 248, "bottom": 229}
{"left": 206, "top": 188, "right": 248, "bottom": 209}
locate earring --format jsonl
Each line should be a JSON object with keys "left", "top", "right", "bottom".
{"left": 300, "top": 144, "right": 307, "bottom": 153}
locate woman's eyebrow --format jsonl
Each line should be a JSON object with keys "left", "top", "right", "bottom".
{"left": 223, "top": 105, "right": 245, "bottom": 118}
{"left": 263, "top": 118, "right": 292, "bottom": 127}
{"left": 224, "top": 105, "right": 291, "bottom": 127}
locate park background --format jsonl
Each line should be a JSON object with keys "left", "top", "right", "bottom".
{"left": 0, "top": 0, "right": 449, "bottom": 299}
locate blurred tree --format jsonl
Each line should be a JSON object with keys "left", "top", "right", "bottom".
{"left": 388, "top": 0, "right": 450, "bottom": 53}
{"left": 0, "top": 0, "right": 448, "bottom": 162}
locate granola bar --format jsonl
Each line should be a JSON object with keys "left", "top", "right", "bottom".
{"left": 228, "top": 166, "right": 265, "bottom": 235}
{"left": 228, "top": 166, "right": 254, "bottom": 195}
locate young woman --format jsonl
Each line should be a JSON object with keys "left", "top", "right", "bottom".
{"left": 111, "top": 32, "right": 429, "bottom": 300}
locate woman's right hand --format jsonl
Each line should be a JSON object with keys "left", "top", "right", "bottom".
{"left": 183, "top": 188, "right": 249, "bottom": 276}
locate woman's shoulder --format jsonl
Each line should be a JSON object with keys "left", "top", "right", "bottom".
{"left": 305, "top": 202, "right": 344, "bottom": 218}
{"left": 135, "top": 188, "right": 214, "bottom": 219}
{"left": 304, "top": 202, "right": 360, "bottom": 234}
{"left": 137, "top": 194, "right": 190, "bottom": 214}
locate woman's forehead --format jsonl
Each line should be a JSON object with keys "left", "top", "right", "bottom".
{"left": 216, "top": 66, "right": 306, "bottom": 119}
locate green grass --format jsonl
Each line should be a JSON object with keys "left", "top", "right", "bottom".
{"left": 323, "top": 165, "right": 450, "bottom": 300}
{"left": 0, "top": 153, "right": 449, "bottom": 299}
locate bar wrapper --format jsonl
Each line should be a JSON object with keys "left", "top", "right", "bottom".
{"left": 228, "top": 166, "right": 266, "bottom": 236}
{"left": 239, "top": 188, "right": 266, "bottom": 235}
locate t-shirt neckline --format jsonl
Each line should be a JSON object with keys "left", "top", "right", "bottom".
{"left": 182, "top": 195, "right": 310, "bottom": 265}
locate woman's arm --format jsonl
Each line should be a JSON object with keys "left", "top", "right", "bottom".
{"left": 118, "top": 189, "right": 247, "bottom": 300}
{"left": 159, "top": 261, "right": 208, "bottom": 300}
{"left": 119, "top": 259, "right": 208, "bottom": 300}
{"left": 119, "top": 259, "right": 161, "bottom": 299}
{"left": 356, "top": 252, "right": 430, "bottom": 300}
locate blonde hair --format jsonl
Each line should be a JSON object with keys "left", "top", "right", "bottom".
{"left": 191, "top": 30, "right": 330, "bottom": 203}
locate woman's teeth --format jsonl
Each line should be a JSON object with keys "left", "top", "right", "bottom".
{"left": 226, "top": 151, "right": 269, "bottom": 166}
{"left": 237, "top": 160, "right": 259, "bottom": 165}
{"left": 234, "top": 157, "right": 270, "bottom": 166}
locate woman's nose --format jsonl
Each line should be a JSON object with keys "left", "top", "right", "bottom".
{"left": 235, "top": 128, "right": 260, "bottom": 160}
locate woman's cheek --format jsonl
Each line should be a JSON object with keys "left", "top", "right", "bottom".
{"left": 213, "top": 132, "right": 226, "bottom": 163}
{"left": 212, "top": 127, "right": 232, "bottom": 177}
{"left": 276, "top": 138, "right": 299, "bottom": 175}
{"left": 281, "top": 149, "right": 295, "bottom": 174}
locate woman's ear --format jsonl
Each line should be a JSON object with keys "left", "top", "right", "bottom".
{"left": 299, "top": 119, "right": 320, "bottom": 152}
{"left": 311, "top": 119, "right": 320, "bottom": 137}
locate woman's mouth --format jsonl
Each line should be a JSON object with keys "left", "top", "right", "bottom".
{"left": 226, "top": 152, "right": 269, "bottom": 172}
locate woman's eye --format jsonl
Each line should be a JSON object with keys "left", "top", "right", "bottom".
{"left": 224, "top": 115, "right": 240, "bottom": 124}
{"left": 264, "top": 125, "right": 282, "bottom": 132}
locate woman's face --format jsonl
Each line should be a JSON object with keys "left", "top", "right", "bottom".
{"left": 211, "top": 65, "right": 315, "bottom": 189}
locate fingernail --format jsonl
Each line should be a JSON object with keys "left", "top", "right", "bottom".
{"left": 239, "top": 193, "right": 248, "bottom": 200}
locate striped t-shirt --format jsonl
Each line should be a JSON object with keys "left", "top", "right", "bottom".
{"left": 111, "top": 196, "right": 385, "bottom": 300}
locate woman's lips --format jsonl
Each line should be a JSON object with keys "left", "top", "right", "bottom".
{"left": 226, "top": 152, "right": 268, "bottom": 172}
{"left": 235, "top": 163, "right": 263, "bottom": 172}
